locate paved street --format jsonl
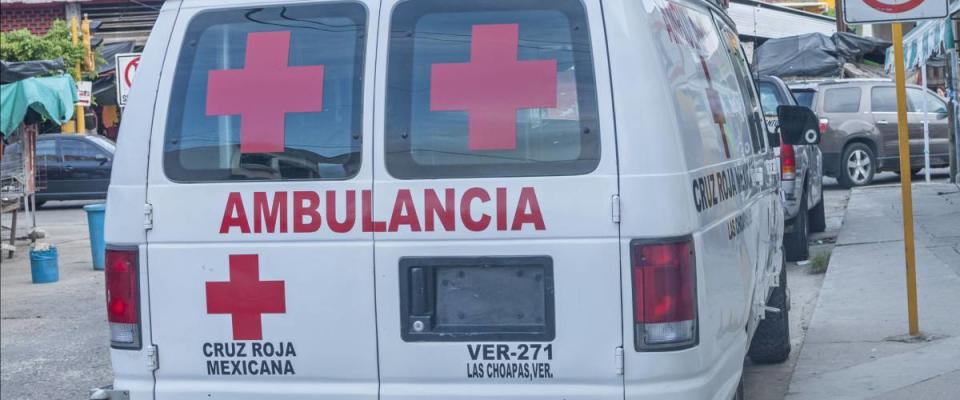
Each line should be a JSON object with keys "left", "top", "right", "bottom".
{"left": 1, "top": 201, "right": 111, "bottom": 400}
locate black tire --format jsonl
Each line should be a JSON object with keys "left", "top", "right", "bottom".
{"left": 808, "top": 189, "right": 826, "bottom": 233}
{"left": 748, "top": 255, "right": 791, "bottom": 364}
{"left": 733, "top": 376, "right": 745, "bottom": 400}
{"left": 837, "top": 143, "right": 875, "bottom": 188}
{"left": 784, "top": 193, "right": 809, "bottom": 262}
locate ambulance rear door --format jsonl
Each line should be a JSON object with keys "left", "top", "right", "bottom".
{"left": 144, "top": 1, "right": 379, "bottom": 399}
{"left": 372, "top": 0, "right": 624, "bottom": 398}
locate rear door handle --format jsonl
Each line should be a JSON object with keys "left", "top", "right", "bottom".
{"left": 63, "top": 165, "right": 74, "bottom": 172}
{"left": 877, "top": 120, "right": 889, "bottom": 124}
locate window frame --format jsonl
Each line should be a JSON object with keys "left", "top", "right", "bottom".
{"left": 161, "top": 2, "right": 369, "bottom": 184}
{"left": 383, "top": 0, "right": 602, "bottom": 180}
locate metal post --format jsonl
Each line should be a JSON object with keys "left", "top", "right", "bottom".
{"left": 71, "top": 16, "right": 86, "bottom": 135}
{"left": 922, "top": 58, "right": 931, "bottom": 183}
{"left": 892, "top": 23, "right": 921, "bottom": 336}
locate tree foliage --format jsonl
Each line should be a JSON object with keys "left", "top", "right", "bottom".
{"left": 0, "top": 20, "right": 93, "bottom": 79}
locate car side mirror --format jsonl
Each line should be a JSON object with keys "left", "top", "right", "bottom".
{"left": 777, "top": 105, "right": 820, "bottom": 145}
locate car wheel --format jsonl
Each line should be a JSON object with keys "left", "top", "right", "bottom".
{"left": 748, "top": 254, "right": 791, "bottom": 364}
{"left": 808, "top": 190, "right": 826, "bottom": 233}
{"left": 838, "top": 143, "right": 875, "bottom": 188}
{"left": 784, "top": 193, "right": 809, "bottom": 262}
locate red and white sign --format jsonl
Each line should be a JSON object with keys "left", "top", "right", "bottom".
{"left": 76, "top": 80, "right": 92, "bottom": 107}
{"left": 115, "top": 53, "right": 141, "bottom": 107}
{"left": 844, "top": 0, "right": 947, "bottom": 23}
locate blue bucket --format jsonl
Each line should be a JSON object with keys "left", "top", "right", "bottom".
{"left": 30, "top": 246, "right": 59, "bottom": 284}
{"left": 84, "top": 203, "right": 107, "bottom": 270}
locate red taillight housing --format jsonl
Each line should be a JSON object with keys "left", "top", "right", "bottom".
{"left": 818, "top": 118, "right": 829, "bottom": 134}
{"left": 105, "top": 247, "right": 141, "bottom": 349}
{"left": 631, "top": 238, "right": 697, "bottom": 351}
{"left": 780, "top": 141, "right": 796, "bottom": 181}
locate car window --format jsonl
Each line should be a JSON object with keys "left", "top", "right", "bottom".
{"left": 163, "top": 3, "right": 367, "bottom": 182}
{"left": 926, "top": 92, "right": 948, "bottom": 113}
{"left": 62, "top": 140, "right": 105, "bottom": 162}
{"left": 906, "top": 88, "right": 947, "bottom": 114}
{"left": 871, "top": 86, "right": 918, "bottom": 112}
{"left": 715, "top": 18, "right": 767, "bottom": 154}
{"left": 758, "top": 82, "right": 782, "bottom": 116}
{"left": 384, "top": 0, "right": 600, "bottom": 179}
{"left": 823, "top": 87, "right": 861, "bottom": 113}
{"left": 791, "top": 90, "right": 815, "bottom": 109}
{"left": 2, "top": 143, "right": 21, "bottom": 159}
{"left": 88, "top": 136, "right": 116, "bottom": 152}
{"left": 36, "top": 140, "right": 58, "bottom": 163}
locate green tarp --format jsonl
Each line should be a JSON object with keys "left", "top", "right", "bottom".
{"left": 0, "top": 74, "right": 78, "bottom": 137}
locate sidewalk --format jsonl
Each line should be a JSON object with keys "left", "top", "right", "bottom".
{"left": 787, "top": 183, "right": 960, "bottom": 400}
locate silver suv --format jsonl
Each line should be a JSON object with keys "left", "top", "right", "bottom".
{"left": 759, "top": 76, "right": 825, "bottom": 261}
{"left": 790, "top": 79, "right": 951, "bottom": 188}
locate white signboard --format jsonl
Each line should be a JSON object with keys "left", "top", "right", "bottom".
{"left": 77, "top": 81, "right": 92, "bottom": 107}
{"left": 115, "top": 52, "right": 142, "bottom": 107}
{"left": 845, "top": 0, "right": 948, "bottom": 23}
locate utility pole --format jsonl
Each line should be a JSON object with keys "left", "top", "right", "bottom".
{"left": 835, "top": 2, "right": 847, "bottom": 33}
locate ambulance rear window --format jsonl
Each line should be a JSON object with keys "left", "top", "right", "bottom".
{"left": 163, "top": 4, "right": 366, "bottom": 182}
{"left": 385, "top": 0, "right": 600, "bottom": 179}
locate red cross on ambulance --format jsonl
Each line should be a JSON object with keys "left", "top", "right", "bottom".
{"left": 430, "top": 23, "right": 558, "bottom": 151}
{"left": 206, "top": 31, "right": 325, "bottom": 154}
{"left": 206, "top": 254, "right": 286, "bottom": 340}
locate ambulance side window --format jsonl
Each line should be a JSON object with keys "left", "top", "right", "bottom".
{"left": 644, "top": 2, "right": 754, "bottom": 165}
{"left": 385, "top": 0, "right": 600, "bottom": 179}
{"left": 162, "top": 4, "right": 367, "bottom": 182}
{"left": 714, "top": 16, "right": 767, "bottom": 154}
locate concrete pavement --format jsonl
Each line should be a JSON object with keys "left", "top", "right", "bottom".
{"left": 787, "top": 183, "right": 960, "bottom": 400}
{"left": 0, "top": 201, "right": 111, "bottom": 400}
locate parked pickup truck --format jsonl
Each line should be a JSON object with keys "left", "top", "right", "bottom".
{"left": 758, "top": 76, "right": 826, "bottom": 261}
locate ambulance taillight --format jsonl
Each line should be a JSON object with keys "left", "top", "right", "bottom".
{"left": 105, "top": 248, "right": 140, "bottom": 349}
{"left": 631, "top": 238, "right": 697, "bottom": 351}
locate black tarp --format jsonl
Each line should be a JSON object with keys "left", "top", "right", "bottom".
{"left": 0, "top": 58, "right": 67, "bottom": 84}
{"left": 756, "top": 32, "right": 891, "bottom": 78}
{"left": 93, "top": 41, "right": 136, "bottom": 105}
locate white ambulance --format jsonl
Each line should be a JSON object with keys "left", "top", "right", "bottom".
{"left": 99, "top": 0, "right": 820, "bottom": 399}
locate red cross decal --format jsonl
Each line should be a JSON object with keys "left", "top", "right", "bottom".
{"left": 700, "top": 58, "right": 731, "bottom": 159}
{"left": 206, "top": 254, "right": 286, "bottom": 340}
{"left": 206, "top": 31, "right": 325, "bottom": 154}
{"left": 430, "top": 24, "right": 558, "bottom": 151}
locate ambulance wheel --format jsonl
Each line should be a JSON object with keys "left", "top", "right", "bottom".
{"left": 808, "top": 190, "right": 826, "bottom": 234}
{"left": 748, "top": 258, "right": 791, "bottom": 364}
{"left": 733, "top": 376, "right": 745, "bottom": 400}
{"left": 784, "top": 193, "right": 809, "bottom": 262}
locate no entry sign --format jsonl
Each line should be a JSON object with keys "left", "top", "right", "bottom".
{"left": 844, "top": 0, "right": 948, "bottom": 23}
{"left": 115, "top": 53, "right": 141, "bottom": 107}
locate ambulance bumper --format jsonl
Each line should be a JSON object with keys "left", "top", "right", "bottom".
{"left": 89, "top": 385, "right": 129, "bottom": 400}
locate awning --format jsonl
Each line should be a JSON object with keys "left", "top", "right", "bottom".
{"left": 884, "top": 19, "right": 955, "bottom": 72}
{"left": 0, "top": 75, "right": 78, "bottom": 137}
{"left": 728, "top": 0, "right": 836, "bottom": 40}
